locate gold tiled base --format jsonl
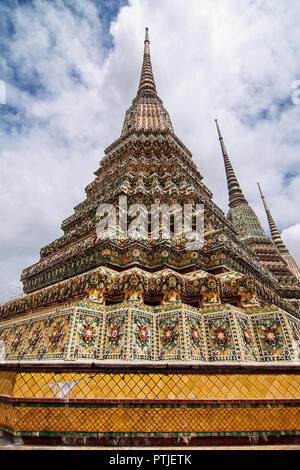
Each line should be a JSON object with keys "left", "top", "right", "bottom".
{"left": 0, "top": 405, "right": 298, "bottom": 434}
{"left": 0, "top": 369, "right": 299, "bottom": 440}
{"left": 6, "top": 371, "right": 300, "bottom": 400}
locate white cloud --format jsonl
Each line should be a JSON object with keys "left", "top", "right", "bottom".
{"left": 282, "top": 224, "right": 300, "bottom": 267}
{"left": 0, "top": 0, "right": 300, "bottom": 302}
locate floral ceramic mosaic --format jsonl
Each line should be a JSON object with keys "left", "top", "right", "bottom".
{"left": 0, "top": 300, "right": 297, "bottom": 363}
{"left": 0, "top": 28, "right": 299, "bottom": 447}
{"left": 186, "top": 313, "right": 206, "bottom": 360}
{"left": 103, "top": 311, "right": 128, "bottom": 360}
{"left": 236, "top": 314, "right": 257, "bottom": 361}
{"left": 130, "top": 311, "right": 154, "bottom": 360}
{"left": 251, "top": 312, "right": 296, "bottom": 361}
{"left": 70, "top": 308, "right": 103, "bottom": 359}
{"left": 204, "top": 312, "right": 241, "bottom": 361}
{"left": 156, "top": 312, "right": 185, "bottom": 360}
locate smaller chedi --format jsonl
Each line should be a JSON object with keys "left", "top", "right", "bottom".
{"left": 0, "top": 28, "right": 299, "bottom": 446}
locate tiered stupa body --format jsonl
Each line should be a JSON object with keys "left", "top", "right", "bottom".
{"left": 0, "top": 29, "right": 299, "bottom": 446}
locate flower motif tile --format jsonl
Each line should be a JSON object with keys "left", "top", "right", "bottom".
{"left": 157, "top": 313, "right": 184, "bottom": 360}
{"left": 43, "top": 311, "right": 73, "bottom": 358}
{"left": 103, "top": 311, "right": 127, "bottom": 360}
{"left": 0, "top": 299, "right": 297, "bottom": 364}
{"left": 204, "top": 312, "right": 241, "bottom": 361}
{"left": 71, "top": 309, "right": 103, "bottom": 359}
{"left": 131, "top": 311, "right": 154, "bottom": 360}
{"left": 9, "top": 324, "right": 27, "bottom": 359}
{"left": 186, "top": 314, "right": 206, "bottom": 360}
{"left": 252, "top": 312, "right": 295, "bottom": 361}
{"left": 237, "top": 315, "right": 257, "bottom": 361}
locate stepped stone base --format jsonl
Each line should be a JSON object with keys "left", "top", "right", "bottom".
{"left": 0, "top": 364, "right": 299, "bottom": 445}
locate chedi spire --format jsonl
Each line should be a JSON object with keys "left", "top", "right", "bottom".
{"left": 257, "top": 182, "right": 300, "bottom": 280}
{"left": 137, "top": 27, "right": 157, "bottom": 97}
{"left": 215, "top": 119, "right": 266, "bottom": 240}
{"left": 215, "top": 119, "right": 248, "bottom": 208}
{"left": 121, "top": 28, "right": 174, "bottom": 136}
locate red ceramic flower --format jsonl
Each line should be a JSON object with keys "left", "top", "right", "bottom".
{"left": 263, "top": 327, "right": 278, "bottom": 345}
{"left": 214, "top": 327, "right": 227, "bottom": 345}
{"left": 191, "top": 327, "right": 200, "bottom": 344}
{"left": 109, "top": 325, "right": 120, "bottom": 344}
{"left": 82, "top": 325, "right": 95, "bottom": 344}
{"left": 138, "top": 325, "right": 148, "bottom": 343}
{"left": 163, "top": 326, "right": 174, "bottom": 344}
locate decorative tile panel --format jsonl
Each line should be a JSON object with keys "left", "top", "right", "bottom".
{"left": 236, "top": 314, "right": 257, "bottom": 361}
{"left": 8, "top": 323, "right": 28, "bottom": 360}
{"left": 0, "top": 327, "right": 12, "bottom": 360}
{"left": 103, "top": 310, "right": 128, "bottom": 360}
{"left": 204, "top": 311, "right": 241, "bottom": 361}
{"left": 252, "top": 312, "right": 296, "bottom": 361}
{"left": 130, "top": 310, "right": 154, "bottom": 360}
{"left": 70, "top": 308, "right": 103, "bottom": 360}
{"left": 185, "top": 312, "right": 206, "bottom": 361}
{"left": 43, "top": 310, "right": 73, "bottom": 359}
{"left": 24, "top": 320, "right": 46, "bottom": 359}
{"left": 157, "top": 312, "right": 185, "bottom": 360}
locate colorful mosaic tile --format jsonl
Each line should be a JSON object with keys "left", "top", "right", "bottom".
{"left": 25, "top": 320, "right": 46, "bottom": 358}
{"left": 286, "top": 314, "right": 300, "bottom": 359}
{"left": 236, "top": 314, "right": 257, "bottom": 361}
{"left": 70, "top": 308, "right": 103, "bottom": 359}
{"left": 185, "top": 312, "right": 206, "bottom": 360}
{"left": 204, "top": 311, "right": 241, "bottom": 361}
{"left": 130, "top": 310, "right": 154, "bottom": 360}
{"left": 252, "top": 312, "right": 296, "bottom": 361}
{"left": 157, "top": 312, "right": 185, "bottom": 360}
{"left": 8, "top": 324, "right": 27, "bottom": 359}
{"left": 3, "top": 370, "right": 299, "bottom": 401}
{"left": 103, "top": 311, "right": 128, "bottom": 360}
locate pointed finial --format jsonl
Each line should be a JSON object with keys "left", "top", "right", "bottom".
{"left": 215, "top": 119, "right": 248, "bottom": 208}
{"left": 258, "top": 182, "right": 300, "bottom": 278}
{"left": 257, "top": 182, "right": 269, "bottom": 207}
{"left": 121, "top": 27, "right": 173, "bottom": 136}
{"left": 215, "top": 118, "right": 221, "bottom": 138}
{"left": 257, "top": 182, "right": 285, "bottom": 248}
{"left": 137, "top": 27, "right": 157, "bottom": 96}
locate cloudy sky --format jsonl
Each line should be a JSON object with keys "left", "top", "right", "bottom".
{"left": 0, "top": 0, "right": 300, "bottom": 303}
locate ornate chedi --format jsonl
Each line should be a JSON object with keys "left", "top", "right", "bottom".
{"left": 215, "top": 119, "right": 300, "bottom": 310}
{"left": 0, "top": 29, "right": 299, "bottom": 446}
